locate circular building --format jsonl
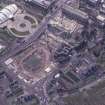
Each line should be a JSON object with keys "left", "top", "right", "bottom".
{"left": 7, "top": 13, "right": 38, "bottom": 38}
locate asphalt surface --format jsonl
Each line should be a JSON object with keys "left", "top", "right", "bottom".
{"left": 0, "top": 0, "right": 67, "bottom": 63}
{"left": 0, "top": 1, "right": 68, "bottom": 105}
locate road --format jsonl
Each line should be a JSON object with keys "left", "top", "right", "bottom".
{"left": 0, "top": 0, "right": 67, "bottom": 64}
{"left": 0, "top": 1, "right": 68, "bottom": 105}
